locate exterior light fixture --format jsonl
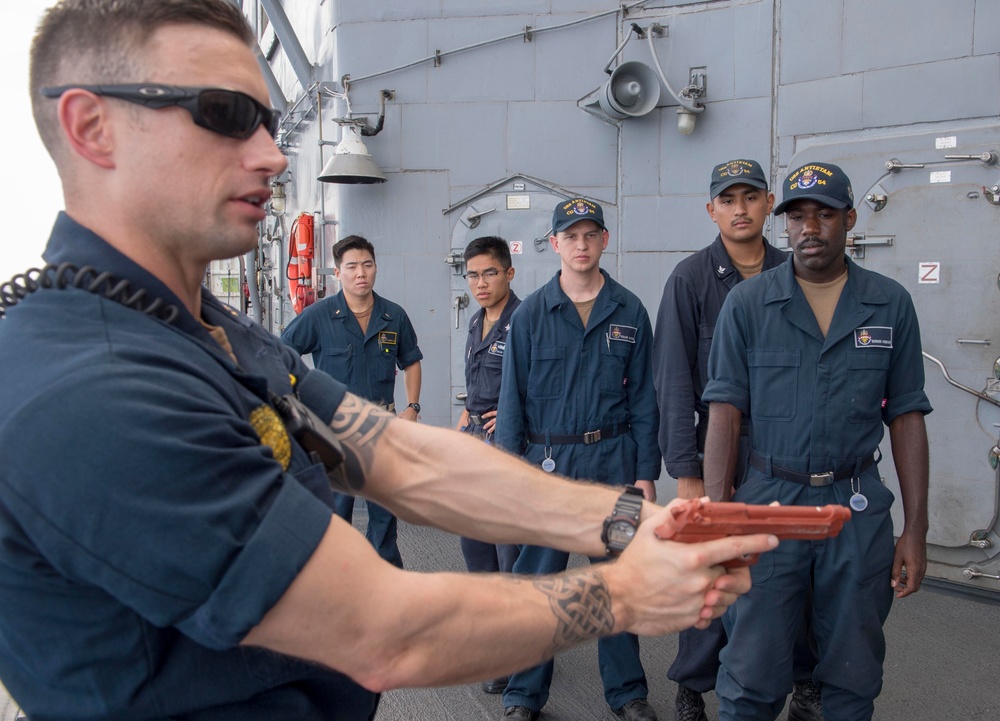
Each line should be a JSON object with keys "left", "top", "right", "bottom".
{"left": 677, "top": 107, "right": 698, "bottom": 135}
{"left": 318, "top": 123, "right": 386, "bottom": 184}
{"left": 269, "top": 179, "right": 286, "bottom": 216}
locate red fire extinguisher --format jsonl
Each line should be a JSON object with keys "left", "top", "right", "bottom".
{"left": 287, "top": 212, "right": 316, "bottom": 314}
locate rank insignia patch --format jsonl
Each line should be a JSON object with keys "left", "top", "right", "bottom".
{"left": 249, "top": 404, "right": 292, "bottom": 470}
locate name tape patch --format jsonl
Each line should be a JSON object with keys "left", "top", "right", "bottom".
{"left": 855, "top": 326, "right": 892, "bottom": 348}
{"left": 488, "top": 340, "right": 506, "bottom": 357}
{"left": 608, "top": 324, "right": 637, "bottom": 343}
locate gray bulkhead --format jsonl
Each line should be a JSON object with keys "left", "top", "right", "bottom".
{"left": 251, "top": 0, "right": 1000, "bottom": 597}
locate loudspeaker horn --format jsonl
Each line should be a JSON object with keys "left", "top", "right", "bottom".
{"left": 598, "top": 61, "right": 661, "bottom": 119}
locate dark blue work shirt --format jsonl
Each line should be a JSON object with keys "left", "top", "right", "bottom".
{"left": 495, "top": 270, "right": 661, "bottom": 483}
{"left": 0, "top": 213, "right": 377, "bottom": 721}
{"left": 705, "top": 256, "right": 932, "bottom": 472}
{"left": 282, "top": 290, "right": 422, "bottom": 406}
{"left": 464, "top": 292, "right": 521, "bottom": 416}
{"left": 652, "top": 236, "right": 788, "bottom": 478}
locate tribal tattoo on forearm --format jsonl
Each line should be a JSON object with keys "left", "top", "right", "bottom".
{"left": 327, "top": 393, "right": 392, "bottom": 493}
{"left": 534, "top": 569, "right": 615, "bottom": 655}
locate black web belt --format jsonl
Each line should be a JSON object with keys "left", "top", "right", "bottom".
{"left": 749, "top": 451, "right": 874, "bottom": 487}
{"left": 527, "top": 422, "right": 630, "bottom": 446}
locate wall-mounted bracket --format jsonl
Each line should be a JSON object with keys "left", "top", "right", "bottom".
{"left": 865, "top": 183, "right": 888, "bottom": 212}
{"left": 943, "top": 151, "right": 998, "bottom": 165}
{"left": 846, "top": 233, "right": 894, "bottom": 260}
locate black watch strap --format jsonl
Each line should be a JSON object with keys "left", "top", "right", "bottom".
{"left": 406, "top": 402, "right": 420, "bottom": 413}
{"left": 601, "top": 485, "right": 644, "bottom": 556}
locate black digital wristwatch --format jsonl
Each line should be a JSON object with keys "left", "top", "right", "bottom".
{"left": 601, "top": 485, "right": 644, "bottom": 556}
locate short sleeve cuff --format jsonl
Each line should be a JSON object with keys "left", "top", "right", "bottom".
{"left": 636, "top": 463, "right": 662, "bottom": 481}
{"left": 398, "top": 349, "right": 423, "bottom": 368}
{"left": 702, "top": 380, "right": 749, "bottom": 414}
{"left": 666, "top": 461, "right": 703, "bottom": 479}
{"left": 883, "top": 389, "right": 933, "bottom": 425}
{"left": 296, "top": 368, "right": 348, "bottom": 424}
{"left": 179, "top": 476, "right": 332, "bottom": 649}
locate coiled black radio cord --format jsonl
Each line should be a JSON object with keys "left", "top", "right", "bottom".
{"left": 0, "top": 262, "right": 179, "bottom": 323}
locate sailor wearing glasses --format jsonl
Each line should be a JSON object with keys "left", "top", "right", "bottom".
{"left": 459, "top": 236, "right": 521, "bottom": 444}
{"left": 455, "top": 236, "right": 522, "bottom": 693}
{"left": 494, "top": 199, "right": 661, "bottom": 721}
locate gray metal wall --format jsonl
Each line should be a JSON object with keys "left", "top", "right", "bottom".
{"left": 259, "top": 0, "right": 1000, "bottom": 590}
{"left": 264, "top": 0, "right": 998, "bottom": 425}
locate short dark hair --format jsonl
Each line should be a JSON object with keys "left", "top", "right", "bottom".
{"left": 30, "top": 0, "right": 254, "bottom": 156}
{"left": 332, "top": 235, "right": 376, "bottom": 267}
{"left": 463, "top": 236, "right": 512, "bottom": 269}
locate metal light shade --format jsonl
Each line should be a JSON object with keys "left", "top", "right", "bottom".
{"left": 318, "top": 124, "right": 386, "bottom": 184}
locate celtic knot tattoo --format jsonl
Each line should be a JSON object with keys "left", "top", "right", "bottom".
{"left": 328, "top": 393, "right": 391, "bottom": 492}
{"left": 534, "top": 570, "right": 614, "bottom": 653}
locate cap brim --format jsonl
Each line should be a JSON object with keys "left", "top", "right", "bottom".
{"left": 552, "top": 217, "right": 607, "bottom": 234}
{"left": 773, "top": 194, "right": 851, "bottom": 215}
{"left": 710, "top": 178, "right": 768, "bottom": 199}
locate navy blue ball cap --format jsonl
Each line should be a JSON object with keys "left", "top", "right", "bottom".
{"left": 552, "top": 198, "right": 607, "bottom": 234}
{"left": 710, "top": 159, "right": 768, "bottom": 198}
{"left": 774, "top": 162, "right": 855, "bottom": 215}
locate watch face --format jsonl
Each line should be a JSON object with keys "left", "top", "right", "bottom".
{"left": 608, "top": 520, "right": 636, "bottom": 546}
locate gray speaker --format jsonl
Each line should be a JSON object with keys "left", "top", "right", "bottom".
{"left": 598, "top": 61, "right": 661, "bottom": 119}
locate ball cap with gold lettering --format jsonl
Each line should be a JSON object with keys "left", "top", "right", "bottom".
{"left": 709, "top": 159, "right": 768, "bottom": 199}
{"left": 552, "top": 197, "right": 607, "bottom": 234}
{"left": 774, "top": 162, "right": 855, "bottom": 215}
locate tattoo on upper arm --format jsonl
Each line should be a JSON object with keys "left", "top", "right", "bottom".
{"left": 328, "top": 393, "right": 392, "bottom": 492}
{"left": 534, "top": 570, "right": 614, "bottom": 655}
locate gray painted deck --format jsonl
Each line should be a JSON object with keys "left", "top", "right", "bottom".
{"left": 377, "top": 507, "right": 1000, "bottom": 721}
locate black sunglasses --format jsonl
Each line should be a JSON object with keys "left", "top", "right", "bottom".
{"left": 40, "top": 83, "right": 281, "bottom": 140}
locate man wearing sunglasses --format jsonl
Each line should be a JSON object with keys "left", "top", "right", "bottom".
{"left": 0, "top": 2, "right": 777, "bottom": 720}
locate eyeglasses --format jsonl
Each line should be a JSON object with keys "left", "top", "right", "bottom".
{"left": 40, "top": 84, "right": 281, "bottom": 140}
{"left": 463, "top": 268, "right": 504, "bottom": 283}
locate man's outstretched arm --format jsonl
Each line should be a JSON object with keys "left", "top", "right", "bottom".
{"left": 243, "top": 504, "right": 776, "bottom": 692}
{"left": 243, "top": 392, "right": 777, "bottom": 691}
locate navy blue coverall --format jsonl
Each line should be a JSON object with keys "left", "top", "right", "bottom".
{"left": 0, "top": 214, "right": 379, "bottom": 720}
{"left": 704, "top": 256, "right": 932, "bottom": 721}
{"left": 460, "top": 291, "right": 521, "bottom": 573}
{"left": 282, "top": 290, "right": 422, "bottom": 568}
{"left": 495, "top": 269, "right": 660, "bottom": 714}
{"left": 652, "top": 237, "right": 815, "bottom": 692}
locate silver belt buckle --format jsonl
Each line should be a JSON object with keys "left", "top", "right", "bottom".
{"left": 583, "top": 429, "right": 602, "bottom": 444}
{"left": 809, "top": 471, "right": 835, "bottom": 487}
